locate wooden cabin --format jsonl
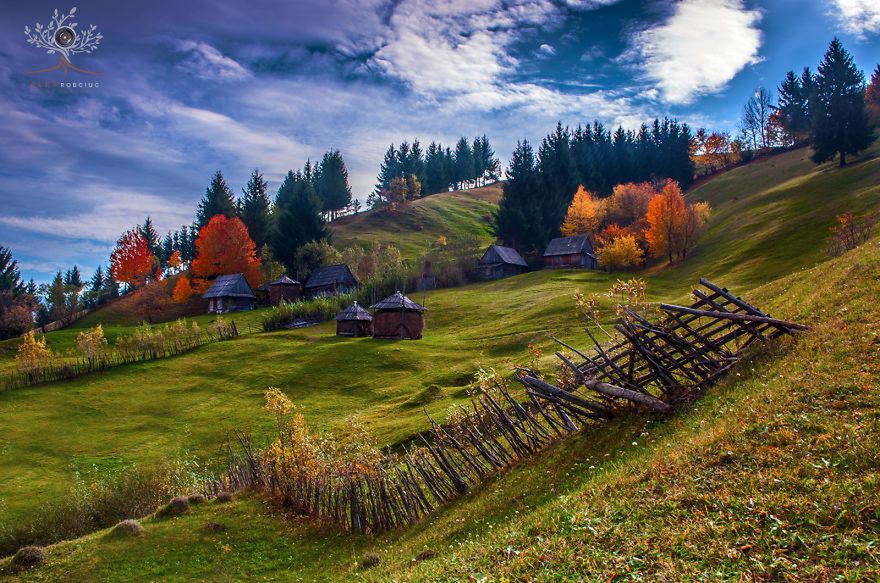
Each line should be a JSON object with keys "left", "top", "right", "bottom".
{"left": 542, "top": 235, "right": 599, "bottom": 269}
{"left": 203, "top": 273, "right": 255, "bottom": 313}
{"left": 267, "top": 275, "right": 302, "bottom": 305}
{"left": 476, "top": 244, "right": 528, "bottom": 280}
{"left": 335, "top": 301, "right": 373, "bottom": 337}
{"left": 370, "top": 291, "right": 426, "bottom": 340}
{"left": 303, "top": 264, "right": 358, "bottom": 299}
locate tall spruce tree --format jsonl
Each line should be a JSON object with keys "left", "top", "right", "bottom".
{"left": 141, "top": 216, "right": 161, "bottom": 263}
{"left": 0, "top": 245, "right": 23, "bottom": 295}
{"left": 315, "top": 150, "right": 353, "bottom": 220}
{"left": 777, "top": 69, "right": 812, "bottom": 141}
{"left": 374, "top": 144, "right": 401, "bottom": 196}
{"left": 495, "top": 140, "right": 540, "bottom": 252}
{"left": 196, "top": 170, "right": 237, "bottom": 228}
{"left": 453, "top": 137, "right": 474, "bottom": 189}
{"left": 272, "top": 169, "right": 330, "bottom": 274}
{"left": 239, "top": 168, "right": 272, "bottom": 251}
{"left": 811, "top": 38, "right": 873, "bottom": 167}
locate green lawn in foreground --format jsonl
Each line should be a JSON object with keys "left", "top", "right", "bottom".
{"left": 5, "top": 236, "right": 878, "bottom": 581}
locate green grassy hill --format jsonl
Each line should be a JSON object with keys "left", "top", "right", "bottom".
{"left": 2, "top": 142, "right": 879, "bottom": 579}
{"left": 330, "top": 183, "right": 502, "bottom": 258}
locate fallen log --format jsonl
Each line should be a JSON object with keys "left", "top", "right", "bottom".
{"left": 659, "top": 304, "right": 810, "bottom": 331}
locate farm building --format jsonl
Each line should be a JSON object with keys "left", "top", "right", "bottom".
{"left": 371, "top": 291, "right": 427, "bottom": 340}
{"left": 267, "top": 275, "right": 302, "bottom": 305}
{"left": 303, "top": 264, "right": 358, "bottom": 299}
{"left": 203, "top": 273, "right": 255, "bottom": 313}
{"left": 335, "top": 301, "right": 373, "bottom": 337}
{"left": 476, "top": 244, "right": 528, "bottom": 280}
{"left": 542, "top": 235, "right": 599, "bottom": 269}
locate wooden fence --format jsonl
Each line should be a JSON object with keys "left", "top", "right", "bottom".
{"left": 206, "top": 279, "right": 808, "bottom": 534}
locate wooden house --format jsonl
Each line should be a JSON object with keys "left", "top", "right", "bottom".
{"left": 203, "top": 274, "right": 255, "bottom": 313}
{"left": 303, "top": 264, "right": 358, "bottom": 299}
{"left": 476, "top": 244, "right": 528, "bottom": 280}
{"left": 542, "top": 235, "right": 599, "bottom": 269}
{"left": 370, "top": 291, "right": 426, "bottom": 340}
{"left": 335, "top": 301, "right": 373, "bottom": 337}
{"left": 267, "top": 275, "right": 302, "bottom": 305}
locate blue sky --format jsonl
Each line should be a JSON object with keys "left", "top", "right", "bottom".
{"left": 1, "top": 0, "right": 878, "bottom": 284}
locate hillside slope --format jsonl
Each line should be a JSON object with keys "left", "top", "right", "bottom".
{"left": 330, "top": 183, "right": 502, "bottom": 258}
{"left": 2, "top": 142, "right": 880, "bottom": 578}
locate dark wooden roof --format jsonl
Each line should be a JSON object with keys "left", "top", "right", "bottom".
{"left": 336, "top": 301, "right": 373, "bottom": 321}
{"left": 542, "top": 235, "right": 596, "bottom": 257}
{"left": 479, "top": 244, "right": 527, "bottom": 267}
{"left": 202, "top": 274, "right": 255, "bottom": 299}
{"left": 370, "top": 291, "right": 427, "bottom": 312}
{"left": 268, "top": 275, "right": 301, "bottom": 286}
{"left": 304, "top": 264, "right": 358, "bottom": 289}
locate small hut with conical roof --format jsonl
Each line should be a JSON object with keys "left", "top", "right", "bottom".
{"left": 370, "top": 291, "right": 427, "bottom": 340}
{"left": 335, "top": 301, "right": 373, "bottom": 337}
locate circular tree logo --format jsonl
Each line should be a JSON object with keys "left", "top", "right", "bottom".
{"left": 24, "top": 7, "right": 102, "bottom": 76}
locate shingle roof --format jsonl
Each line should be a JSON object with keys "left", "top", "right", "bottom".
{"left": 542, "top": 235, "right": 595, "bottom": 257}
{"left": 370, "top": 291, "right": 427, "bottom": 312}
{"left": 336, "top": 301, "right": 373, "bottom": 321}
{"left": 304, "top": 264, "right": 358, "bottom": 289}
{"left": 268, "top": 275, "right": 301, "bottom": 286}
{"left": 202, "top": 274, "right": 255, "bottom": 299}
{"left": 481, "top": 244, "right": 528, "bottom": 267}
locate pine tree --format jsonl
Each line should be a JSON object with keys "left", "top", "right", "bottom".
{"left": 87, "top": 266, "right": 105, "bottom": 307}
{"left": 315, "top": 151, "right": 353, "bottom": 220}
{"left": 196, "top": 170, "right": 237, "bottom": 228}
{"left": 141, "top": 216, "right": 162, "bottom": 263}
{"left": 272, "top": 171, "right": 330, "bottom": 274}
{"left": 472, "top": 137, "right": 485, "bottom": 187}
{"left": 866, "top": 64, "right": 880, "bottom": 127}
{"left": 495, "top": 140, "right": 539, "bottom": 252}
{"left": 811, "top": 38, "right": 873, "bottom": 167}
{"left": 478, "top": 135, "right": 500, "bottom": 183}
{"left": 161, "top": 234, "right": 174, "bottom": 266}
{"left": 777, "top": 69, "right": 811, "bottom": 142}
{"left": 240, "top": 168, "right": 272, "bottom": 251}
{"left": 374, "top": 144, "right": 401, "bottom": 195}
{"left": 453, "top": 137, "right": 474, "bottom": 190}
{"left": 0, "top": 245, "right": 24, "bottom": 295}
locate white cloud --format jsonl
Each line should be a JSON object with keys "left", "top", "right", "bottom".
{"left": 176, "top": 40, "right": 251, "bottom": 80}
{"left": 630, "top": 0, "right": 763, "bottom": 104}
{"left": 828, "top": 0, "right": 880, "bottom": 36}
{"left": 539, "top": 43, "right": 556, "bottom": 55}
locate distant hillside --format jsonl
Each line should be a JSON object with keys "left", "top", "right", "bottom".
{"left": 330, "top": 183, "right": 503, "bottom": 259}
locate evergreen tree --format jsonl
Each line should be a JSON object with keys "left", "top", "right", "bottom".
{"left": 453, "top": 137, "right": 474, "bottom": 189}
{"left": 315, "top": 151, "right": 353, "bottom": 220}
{"left": 86, "top": 266, "right": 105, "bottom": 308}
{"left": 374, "top": 144, "right": 401, "bottom": 195}
{"left": 103, "top": 269, "right": 120, "bottom": 300}
{"left": 495, "top": 140, "right": 540, "bottom": 252}
{"left": 272, "top": 170, "right": 330, "bottom": 274}
{"left": 177, "top": 226, "right": 191, "bottom": 262}
{"left": 472, "top": 137, "right": 485, "bottom": 186}
{"left": 239, "top": 168, "right": 272, "bottom": 251}
{"left": 141, "top": 216, "right": 162, "bottom": 263}
{"left": 0, "top": 245, "right": 23, "bottom": 295}
{"left": 865, "top": 64, "right": 880, "bottom": 127}
{"left": 409, "top": 139, "right": 426, "bottom": 188}
{"left": 424, "top": 141, "right": 449, "bottom": 195}
{"left": 811, "top": 38, "right": 873, "bottom": 167}
{"left": 478, "top": 135, "right": 500, "bottom": 183}
{"left": 777, "top": 69, "right": 812, "bottom": 141}
{"left": 161, "top": 234, "right": 174, "bottom": 265}
{"left": 196, "top": 170, "right": 237, "bottom": 228}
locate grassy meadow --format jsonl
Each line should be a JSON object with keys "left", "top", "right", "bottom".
{"left": 1, "top": 142, "right": 879, "bottom": 579}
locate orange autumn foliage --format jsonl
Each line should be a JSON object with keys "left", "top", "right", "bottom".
{"left": 560, "top": 185, "right": 605, "bottom": 236}
{"left": 606, "top": 182, "right": 654, "bottom": 226}
{"left": 172, "top": 276, "right": 193, "bottom": 303}
{"left": 191, "top": 215, "right": 261, "bottom": 293}
{"left": 645, "top": 180, "right": 687, "bottom": 264}
{"left": 110, "top": 228, "right": 155, "bottom": 288}
{"left": 168, "top": 249, "right": 182, "bottom": 271}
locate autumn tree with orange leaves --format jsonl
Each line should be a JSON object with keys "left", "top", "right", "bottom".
{"left": 110, "top": 228, "right": 156, "bottom": 289}
{"left": 191, "top": 215, "right": 261, "bottom": 293}
{"left": 172, "top": 276, "right": 193, "bottom": 303}
{"left": 560, "top": 185, "right": 606, "bottom": 236}
{"left": 645, "top": 180, "right": 711, "bottom": 264}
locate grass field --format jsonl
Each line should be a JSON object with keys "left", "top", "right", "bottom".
{"left": 1, "top": 142, "right": 879, "bottom": 578}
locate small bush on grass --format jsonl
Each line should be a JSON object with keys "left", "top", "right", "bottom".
{"left": 414, "top": 549, "right": 438, "bottom": 562}
{"left": 108, "top": 519, "right": 144, "bottom": 538}
{"left": 187, "top": 493, "right": 207, "bottom": 505}
{"left": 157, "top": 496, "right": 190, "bottom": 518}
{"left": 11, "top": 546, "right": 44, "bottom": 571}
{"left": 360, "top": 552, "right": 381, "bottom": 570}
{"left": 215, "top": 491, "right": 234, "bottom": 503}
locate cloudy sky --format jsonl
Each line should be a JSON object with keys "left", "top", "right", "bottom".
{"left": 1, "top": 0, "right": 878, "bottom": 283}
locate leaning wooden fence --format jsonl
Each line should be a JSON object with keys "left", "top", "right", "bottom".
{"left": 208, "top": 279, "right": 807, "bottom": 533}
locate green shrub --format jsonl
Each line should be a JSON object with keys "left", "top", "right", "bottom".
{"left": 262, "top": 294, "right": 353, "bottom": 331}
{"left": 108, "top": 519, "right": 144, "bottom": 538}
{"left": 360, "top": 552, "right": 381, "bottom": 570}
{"left": 11, "top": 546, "right": 44, "bottom": 571}
{"left": 215, "top": 491, "right": 234, "bottom": 503}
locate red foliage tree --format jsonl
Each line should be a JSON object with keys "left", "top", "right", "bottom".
{"left": 110, "top": 229, "right": 155, "bottom": 289}
{"left": 172, "top": 276, "right": 193, "bottom": 303}
{"left": 191, "top": 215, "right": 261, "bottom": 293}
